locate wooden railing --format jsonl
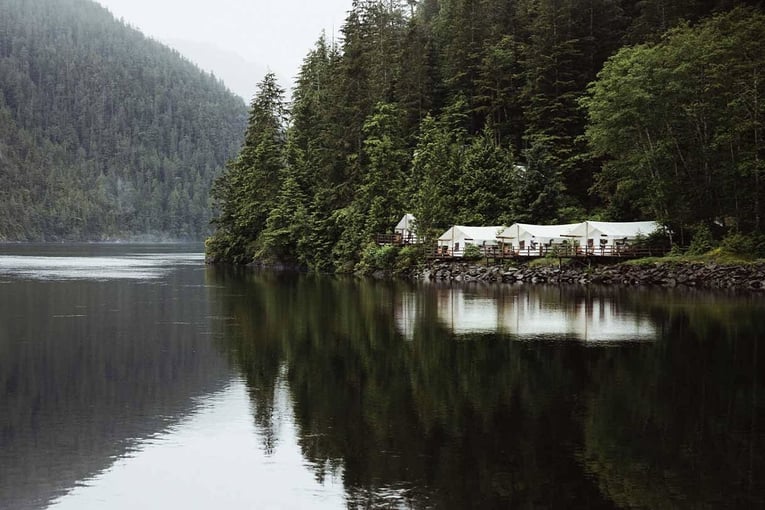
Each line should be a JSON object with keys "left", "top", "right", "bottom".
{"left": 427, "top": 244, "right": 669, "bottom": 260}
{"left": 375, "top": 233, "right": 419, "bottom": 246}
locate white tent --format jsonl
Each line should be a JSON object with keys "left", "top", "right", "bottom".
{"left": 497, "top": 223, "right": 581, "bottom": 253}
{"left": 568, "top": 221, "right": 660, "bottom": 254}
{"left": 437, "top": 225, "right": 504, "bottom": 257}
{"left": 394, "top": 214, "right": 417, "bottom": 244}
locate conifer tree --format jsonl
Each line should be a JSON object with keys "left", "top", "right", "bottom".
{"left": 208, "top": 73, "right": 287, "bottom": 263}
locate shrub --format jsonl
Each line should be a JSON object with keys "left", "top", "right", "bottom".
{"left": 375, "top": 244, "right": 399, "bottom": 269}
{"left": 357, "top": 242, "right": 399, "bottom": 273}
{"left": 687, "top": 224, "right": 714, "bottom": 255}
{"left": 394, "top": 245, "right": 424, "bottom": 273}
{"left": 463, "top": 244, "right": 482, "bottom": 260}
{"left": 720, "top": 232, "right": 765, "bottom": 258}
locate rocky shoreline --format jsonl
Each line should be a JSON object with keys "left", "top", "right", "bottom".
{"left": 407, "top": 260, "right": 765, "bottom": 291}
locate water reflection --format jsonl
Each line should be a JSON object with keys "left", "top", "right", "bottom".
{"left": 48, "top": 378, "right": 345, "bottom": 510}
{"left": 396, "top": 285, "right": 656, "bottom": 342}
{"left": 209, "top": 270, "right": 765, "bottom": 509}
{"left": 0, "top": 246, "right": 230, "bottom": 509}
{"left": 0, "top": 252, "right": 203, "bottom": 280}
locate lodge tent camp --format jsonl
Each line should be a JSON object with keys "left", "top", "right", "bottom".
{"left": 437, "top": 226, "right": 504, "bottom": 257}
{"left": 497, "top": 223, "right": 581, "bottom": 254}
{"left": 568, "top": 221, "right": 660, "bottom": 254}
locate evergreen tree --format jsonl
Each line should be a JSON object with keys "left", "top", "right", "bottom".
{"left": 411, "top": 97, "right": 469, "bottom": 238}
{"left": 0, "top": 0, "right": 247, "bottom": 241}
{"left": 208, "top": 73, "right": 287, "bottom": 263}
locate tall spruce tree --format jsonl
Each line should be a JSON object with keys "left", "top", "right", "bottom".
{"left": 207, "top": 73, "right": 287, "bottom": 263}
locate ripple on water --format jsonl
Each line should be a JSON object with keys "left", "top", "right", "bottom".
{"left": 0, "top": 253, "right": 203, "bottom": 281}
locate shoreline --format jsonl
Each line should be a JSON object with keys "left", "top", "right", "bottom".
{"left": 396, "top": 259, "right": 765, "bottom": 291}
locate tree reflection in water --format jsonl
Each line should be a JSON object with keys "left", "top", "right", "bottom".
{"left": 208, "top": 268, "right": 765, "bottom": 509}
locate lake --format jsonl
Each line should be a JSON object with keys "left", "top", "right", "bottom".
{"left": 0, "top": 244, "right": 763, "bottom": 509}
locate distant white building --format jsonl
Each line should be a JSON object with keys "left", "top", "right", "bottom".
{"left": 567, "top": 221, "right": 660, "bottom": 254}
{"left": 394, "top": 213, "right": 417, "bottom": 244}
{"left": 497, "top": 223, "right": 581, "bottom": 254}
{"left": 437, "top": 225, "right": 504, "bottom": 257}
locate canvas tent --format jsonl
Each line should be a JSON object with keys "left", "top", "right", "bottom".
{"left": 568, "top": 221, "right": 660, "bottom": 254}
{"left": 497, "top": 223, "right": 581, "bottom": 254}
{"left": 437, "top": 226, "right": 504, "bottom": 257}
{"left": 394, "top": 214, "right": 417, "bottom": 244}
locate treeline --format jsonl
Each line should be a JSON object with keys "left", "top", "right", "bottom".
{"left": 0, "top": 0, "right": 247, "bottom": 241}
{"left": 208, "top": 0, "right": 764, "bottom": 269}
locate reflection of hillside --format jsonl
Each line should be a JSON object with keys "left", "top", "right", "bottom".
{"left": 0, "top": 268, "right": 231, "bottom": 510}
{"left": 210, "top": 272, "right": 765, "bottom": 508}
{"left": 209, "top": 271, "right": 619, "bottom": 508}
{"left": 582, "top": 295, "right": 765, "bottom": 508}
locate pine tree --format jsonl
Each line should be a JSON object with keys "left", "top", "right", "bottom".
{"left": 208, "top": 73, "right": 287, "bottom": 263}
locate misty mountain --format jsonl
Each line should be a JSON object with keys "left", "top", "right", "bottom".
{"left": 0, "top": 0, "right": 248, "bottom": 241}
{"left": 163, "top": 38, "right": 269, "bottom": 101}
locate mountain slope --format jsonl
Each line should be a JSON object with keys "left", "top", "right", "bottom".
{"left": 0, "top": 0, "right": 248, "bottom": 240}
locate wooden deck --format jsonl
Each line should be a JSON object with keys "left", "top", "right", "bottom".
{"left": 425, "top": 244, "right": 668, "bottom": 261}
{"left": 375, "top": 233, "right": 417, "bottom": 246}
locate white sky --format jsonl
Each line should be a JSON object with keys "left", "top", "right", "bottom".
{"left": 96, "top": 0, "right": 354, "bottom": 101}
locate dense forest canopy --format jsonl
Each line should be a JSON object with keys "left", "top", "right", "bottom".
{"left": 0, "top": 0, "right": 247, "bottom": 241}
{"left": 208, "top": 0, "right": 764, "bottom": 269}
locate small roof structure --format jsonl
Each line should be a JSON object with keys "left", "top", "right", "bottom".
{"left": 569, "top": 221, "right": 660, "bottom": 242}
{"left": 395, "top": 213, "right": 416, "bottom": 233}
{"left": 497, "top": 223, "right": 581, "bottom": 245}
{"left": 394, "top": 213, "right": 418, "bottom": 244}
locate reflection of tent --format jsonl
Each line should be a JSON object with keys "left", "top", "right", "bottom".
{"left": 436, "top": 289, "right": 499, "bottom": 334}
{"left": 394, "top": 214, "right": 417, "bottom": 244}
{"left": 497, "top": 298, "right": 656, "bottom": 342}
{"left": 428, "top": 287, "right": 657, "bottom": 341}
{"left": 568, "top": 221, "right": 660, "bottom": 253}
{"left": 437, "top": 226, "right": 503, "bottom": 257}
{"left": 497, "top": 223, "right": 581, "bottom": 251}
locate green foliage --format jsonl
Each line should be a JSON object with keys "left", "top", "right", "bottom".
{"left": 511, "top": 136, "right": 564, "bottom": 224}
{"left": 0, "top": 0, "right": 247, "bottom": 240}
{"left": 687, "top": 224, "right": 715, "bottom": 256}
{"left": 209, "top": 73, "right": 287, "bottom": 263}
{"left": 462, "top": 244, "right": 483, "bottom": 260}
{"left": 394, "top": 245, "right": 425, "bottom": 274}
{"left": 357, "top": 242, "right": 400, "bottom": 273}
{"left": 206, "top": 0, "right": 765, "bottom": 268}
{"left": 583, "top": 7, "right": 765, "bottom": 236}
{"left": 720, "top": 232, "right": 765, "bottom": 259}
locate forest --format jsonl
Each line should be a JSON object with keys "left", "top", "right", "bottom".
{"left": 208, "top": 0, "right": 765, "bottom": 270}
{"left": 0, "top": 0, "right": 247, "bottom": 241}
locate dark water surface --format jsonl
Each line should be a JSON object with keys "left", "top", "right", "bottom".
{"left": 0, "top": 245, "right": 763, "bottom": 509}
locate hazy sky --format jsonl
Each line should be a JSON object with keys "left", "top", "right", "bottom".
{"left": 96, "top": 0, "right": 353, "bottom": 100}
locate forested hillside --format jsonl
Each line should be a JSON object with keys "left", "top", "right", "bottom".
{"left": 208, "top": 0, "right": 764, "bottom": 269}
{"left": 0, "top": 0, "right": 247, "bottom": 241}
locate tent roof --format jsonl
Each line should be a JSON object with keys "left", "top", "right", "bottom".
{"left": 395, "top": 213, "right": 416, "bottom": 230}
{"left": 574, "top": 221, "right": 660, "bottom": 238}
{"left": 499, "top": 223, "right": 581, "bottom": 239}
{"left": 438, "top": 225, "right": 504, "bottom": 242}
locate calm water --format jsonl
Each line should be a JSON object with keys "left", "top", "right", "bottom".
{"left": 0, "top": 245, "right": 763, "bottom": 509}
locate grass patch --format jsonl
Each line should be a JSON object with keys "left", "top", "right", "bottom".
{"left": 624, "top": 248, "right": 761, "bottom": 266}
{"left": 528, "top": 257, "right": 572, "bottom": 268}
